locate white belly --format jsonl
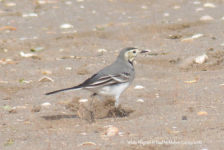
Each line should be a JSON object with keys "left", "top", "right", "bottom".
{"left": 85, "top": 82, "right": 130, "bottom": 97}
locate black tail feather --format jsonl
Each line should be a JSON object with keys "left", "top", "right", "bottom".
{"left": 45, "top": 86, "right": 81, "bottom": 95}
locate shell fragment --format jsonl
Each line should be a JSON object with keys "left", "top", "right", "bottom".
{"left": 191, "top": 34, "right": 203, "bottom": 39}
{"left": 97, "top": 49, "right": 107, "bottom": 52}
{"left": 200, "top": 15, "right": 214, "bottom": 21}
{"left": 204, "top": 3, "right": 216, "bottom": 8}
{"left": 20, "top": 52, "right": 37, "bottom": 57}
{"left": 195, "top": 53, "right": 208, "bottom": 64}
{"left": 136, "top": 99, "right": 144, "bottom": 103}
{"left": 60, "top": 24, "right": 73, "bottom": 29}
{"left": 41, "top": 102, "right": 51, "bottom": 107}
{"left": 79, "top": 99, "right": 88, "bottom": 103}
{"left": 134, "top": 85, "right": 145, "bottom": 90}
{"left": 39, "top": 76, "right": 54, "bottom": 82}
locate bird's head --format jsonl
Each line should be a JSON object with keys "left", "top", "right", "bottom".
{"left": 118, "top": 47, "right": 150, "bottom": 63}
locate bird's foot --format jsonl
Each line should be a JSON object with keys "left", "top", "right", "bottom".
{"left": 90, "top": 110, "right": 96, "bottom": 123}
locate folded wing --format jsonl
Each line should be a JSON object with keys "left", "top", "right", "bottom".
{"left": 83, "top": 72, "right": 130, "bottom": 88}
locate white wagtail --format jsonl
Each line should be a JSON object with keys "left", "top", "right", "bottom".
{"left": 46, "top": 47, "right": 149, "bottom": 107}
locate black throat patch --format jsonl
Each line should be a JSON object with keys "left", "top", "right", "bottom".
{"left": 128, "top": 60, "right": 134, "bottom": 66}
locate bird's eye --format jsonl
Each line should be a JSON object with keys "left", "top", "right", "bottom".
{"left": 133, "top": 50, "right": 136, "bottom": 54}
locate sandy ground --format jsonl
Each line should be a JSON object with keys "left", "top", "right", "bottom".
{"left": 1, "top": 0, "right": 224, "bottom": 149}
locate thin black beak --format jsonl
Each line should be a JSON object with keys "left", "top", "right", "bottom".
{"left": 141, "top": 49, "right": 151, "bottom": 53}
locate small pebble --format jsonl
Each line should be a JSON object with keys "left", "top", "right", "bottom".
{"left": 31, "top": 106, "right": 41, "bottom": 112}
{"left": 42, "top": 70, "right": 52, "bottom": 75}
{"left": 9, "top": 107, "right": 17, "bottom": 113}
{"left": 182, "top": 116, "right": 187, "bottom": 120}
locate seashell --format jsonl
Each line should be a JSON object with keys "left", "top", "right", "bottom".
{"left": 31, "top": 47, "right": 44, "bottom": 52}
{"left": 200, "top": 15, "right": 214, "bottom": 21}
{"left": 203, "top": 3, "right": 216, "bottom": 8}
{"left": 39, "top": 76, "right": 54, "bottom": 82}
{"left": 134, "top": 85, "right": 145, "bottom": 90}
{"left": 191, "top": 34, "right": 203, "bottom": 39}
{"left": 136, "top": 99, "right": 144, "bottom": 103}
{"left": 23, "top": 80, "right": 33, "bottom": 83}
{"left": 78, "top": 142, "right": 96, "bottom": 146}
{"left": 118, "top": 132, "right": 125, "bottom": 136}
{"left": 66, "top": 67, "right": 72, "bottom": 70}
{"left": 141, "top": 6, "right": 147, "bottom": 9}
{"left": 20, "top": 52, "right": 37, "bottom": 57}
{"left": 196, "top": 8, "right": 204, "bottom": 12}
{"left": 5, "top": 2, "right": 16, "bottom": 6}
{"left": 193, "top": 1, "right": 201, "bottom": 5}
{"left": 97, "top": 49, "right": 107, "bottom": 52}
{"left": 197, "top": 111, "right": 208, "bottom": 115}
{"left": 164, "top": 13, "right": 169, "bottom": 17}
{"left": 41, "top": 102, "right": 51, "bottom": 107}
{"left": 79, "top": 99, "right": 88, "bottom": 103}
{"left": 22, "top": 13, "right": 38, "bottom": 17}
{"left": 195, "top": 53, "right": 208, "bottom": 64}
{"left": 106, "top": 127, "right": 119, "bottom": 136}
{"left": 60, "top": 24, "right": 73, "bottom": 28}
{"left": 174, "top": 6, "right": 180, "bottom": 9}
{"left": 65, "top": 1, "right": 72, "bottom": 5}
{"left": 184, "top": 80, "right": 197, "bottom": 83}
{"left": 181, "top": 38, "right": 194, "bottom": 42}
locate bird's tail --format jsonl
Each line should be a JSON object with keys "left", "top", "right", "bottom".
{"left": 45, "top": 86, "right": 82, "bottom": 95}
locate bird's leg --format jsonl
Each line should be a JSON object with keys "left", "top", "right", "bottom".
{"left": 110, "top": 109, "right": 117, "bottom": 121}
{"left": 89, "top": 93, "right": 97, "bottom": 123}
{"left": 90, "top": 93, "right": 97, "bottom": 106}
{"left": 114, "top": 95, "right": 127, "bottom": 116}
{"left": 114, "top": 96, "right": 120, "bottom": 108}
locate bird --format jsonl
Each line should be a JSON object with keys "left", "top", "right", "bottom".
{"left": 46, "top": 47, "right": 149, "bottom": 107}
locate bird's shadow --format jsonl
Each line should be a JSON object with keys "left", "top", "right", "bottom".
{"left": 41, "top": 114, "right": 77, "bottom": 120}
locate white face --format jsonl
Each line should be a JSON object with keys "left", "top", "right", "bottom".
{"left": 124, "top": 48, "right": 141, "bottom": 62}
